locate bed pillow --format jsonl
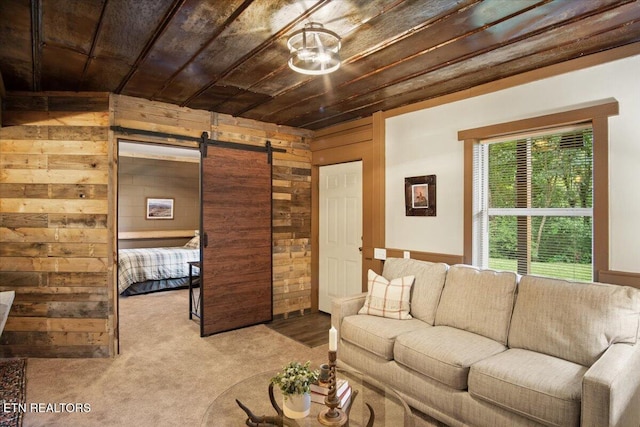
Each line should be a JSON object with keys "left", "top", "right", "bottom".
{"left": 184, "top": 235, "right": 199, "bottom": 248}
{"left": 358, "top": 270, "right": 415, "bottom": 319}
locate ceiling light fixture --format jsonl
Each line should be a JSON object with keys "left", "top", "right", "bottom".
{"left": 287, "top": 22, "right": 341, "bottom": 75}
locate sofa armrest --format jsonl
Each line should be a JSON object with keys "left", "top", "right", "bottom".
{"left": 582, "top": 342, "right": 640, "bottom": 427}
{"left": 330, "top": 292, "right": 367, "bottom": 339}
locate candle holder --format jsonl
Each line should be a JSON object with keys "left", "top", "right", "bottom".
{"left": 317, "top": 350, "right": 347, "bottom": 426}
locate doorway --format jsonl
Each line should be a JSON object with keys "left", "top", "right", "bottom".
{"left": 318, "top": 161, "right": 363, "bottom": 313}
{"left": 116, "top": 140, "right": 201, "bottom": 352}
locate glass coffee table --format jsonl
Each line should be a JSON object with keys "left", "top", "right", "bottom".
{"left": 202, "top": 368, "right": 413, "bottom": 426}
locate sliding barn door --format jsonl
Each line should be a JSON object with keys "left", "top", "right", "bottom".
{"left": 199, "top": 139, "right": 273, "bottom": 336}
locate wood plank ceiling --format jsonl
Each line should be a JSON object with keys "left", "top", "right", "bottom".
{"left": 1, "top": 0, "right": 639, "bottom": 130}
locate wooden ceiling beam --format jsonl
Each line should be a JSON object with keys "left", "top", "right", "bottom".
{"left": 30, "top": 0, "right": 42, "bottom": 92}
{"left": 78, "top": 0, "right": 109, "bottom": 91}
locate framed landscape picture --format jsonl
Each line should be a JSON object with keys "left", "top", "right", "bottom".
{"left": 146, "top": 198, "right": 174, "bottom": 220}
{"left": 404, "top": 175, "right": 436, "bottom": 216}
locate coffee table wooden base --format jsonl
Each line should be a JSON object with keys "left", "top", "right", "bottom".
{"left": 317, "top": 406, "right": 348, "bottom": 426}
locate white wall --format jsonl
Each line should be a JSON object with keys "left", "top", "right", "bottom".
{"left": 386, "top": 54, "right": 640, "bottom": 273}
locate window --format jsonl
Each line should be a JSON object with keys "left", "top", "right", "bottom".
{"left": 459, "top": 100, "right": 618, "bottom": 283}
{"left": 474, "top": 126, "right": 593, "bottom": 281}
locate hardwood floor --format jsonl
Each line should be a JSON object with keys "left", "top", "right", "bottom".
{"left": 266, "top": 311, "right": 331, "bottom": 347}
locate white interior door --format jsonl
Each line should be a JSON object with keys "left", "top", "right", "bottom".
{"left": 319, "top": 161, "right": 363, "bottom": 313}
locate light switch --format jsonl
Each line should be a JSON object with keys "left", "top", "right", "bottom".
{"left": 374, "top": 248, "right": 387, "bottom": 260}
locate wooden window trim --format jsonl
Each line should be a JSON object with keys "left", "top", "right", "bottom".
{"left": 458, "top": 100, "right": 618, "bottom": 281}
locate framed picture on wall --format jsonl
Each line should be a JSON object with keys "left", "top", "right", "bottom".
{"left": 405, "top": 175, "right": 436, "bottom": 216}
{"left": 146, "top": 198, "right": 174, "bottom": 220}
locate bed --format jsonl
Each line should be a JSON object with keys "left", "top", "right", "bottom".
{"left": 118, "top": 246, "right": 200, "bottom": 296}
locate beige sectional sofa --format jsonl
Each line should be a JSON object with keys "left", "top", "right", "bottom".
{"left": 332, "top": 258, "right": 640, "bottom": 427}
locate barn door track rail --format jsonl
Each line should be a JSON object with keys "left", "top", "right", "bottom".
{"left": 200, "top": 132, "right": 285, "bottom": 163}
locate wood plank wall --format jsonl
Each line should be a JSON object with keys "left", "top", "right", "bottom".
{"left": 113, "top": 96, "right": 314, "bottom": 317}
{"left": 212, "top": 114, "right": 313, "bottom": 317}
{"left": 0, "top": 93, "right": 314, "bottom": 357}
{"left": 0, "top": 92, "right": 112, "bottom": 357}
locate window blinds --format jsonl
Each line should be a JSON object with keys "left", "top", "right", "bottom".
{"left": 474, "top": 127, "right": 593, "bottom": 281}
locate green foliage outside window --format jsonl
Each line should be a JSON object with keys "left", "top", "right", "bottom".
{"left": 486, "top": 129, "right": 593, "bottom": 280}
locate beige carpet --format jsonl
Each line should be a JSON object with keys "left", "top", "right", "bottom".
{"left": 23, "top": 289, "right": 329, "bottom": 426}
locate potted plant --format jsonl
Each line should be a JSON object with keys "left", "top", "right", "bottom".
{"left": 271, "top": 361, "right": 319, "bottom": 419}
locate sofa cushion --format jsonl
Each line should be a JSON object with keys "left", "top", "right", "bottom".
{"left": 509, "top": 275, "right": 640, "bottom": 367}
{"left": 341, "top": 314, "right": 425, "bottom": 360}
{"left": 394, "top": 325, "right": 507, "bottom": 390}
{"left": 358, "top": 269, "right": 414, "bottom": 319}
{"left": 434, "top": 265, "right": 518, "bottom": 345}
{"left": 469, "top": 348, "right": 587, "bottom": 427}
{"left": 382, "top": 258, "right": 449, "bottom": 325}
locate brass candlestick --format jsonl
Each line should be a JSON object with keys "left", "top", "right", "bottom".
{"left": 317, "top": 350, "right": 347, "bottom": 426}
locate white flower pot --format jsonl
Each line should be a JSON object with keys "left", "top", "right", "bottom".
{"left": 283, "top": 392, "right": 311, "bottom": 419}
